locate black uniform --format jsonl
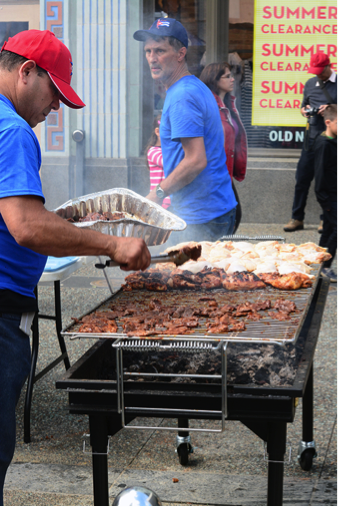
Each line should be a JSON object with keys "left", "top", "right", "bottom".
{"left": 291, "top": 74, "right": 337, "bottom": 221}
{"left": 314, "top": 132, "right": 337, "bottom": 267}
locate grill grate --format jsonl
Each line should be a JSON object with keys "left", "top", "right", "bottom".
{"left": 63, "top": 267, "right": 321, "bottom": 347}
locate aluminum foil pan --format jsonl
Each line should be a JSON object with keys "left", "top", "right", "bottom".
{"left": 53, "top": 188, "right": 186, "bottom": 246}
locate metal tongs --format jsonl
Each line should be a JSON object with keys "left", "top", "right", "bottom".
{"left": 95, "top": 244, "right": 202, "bottom": 270}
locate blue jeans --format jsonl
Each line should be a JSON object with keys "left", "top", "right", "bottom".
{"left": 0, "top": 314, "right": 31, "bottom": 505}
{"left": 166, "top": 207, "right": 236, "bottom": 246}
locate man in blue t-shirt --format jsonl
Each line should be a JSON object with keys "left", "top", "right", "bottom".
{"left": 0, "top": 30, "right": 150, "bottom": 503}
{"left": 134, "top": 18, "right": 237, "bottom": 243}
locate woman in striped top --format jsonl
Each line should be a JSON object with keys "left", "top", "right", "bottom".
{"left": 145, "top": 114, "right": 171, "bottom": 209}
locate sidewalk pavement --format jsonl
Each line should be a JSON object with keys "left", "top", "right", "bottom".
{"left": 3, "top": 223, "right": 337, "bottom": 506}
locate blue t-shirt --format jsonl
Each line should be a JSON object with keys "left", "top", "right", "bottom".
{"left": 160, "top": 75, "right": 237, "bottom": 224}
{"left": 0, "top": 94, "right": 47, "bottom": 299}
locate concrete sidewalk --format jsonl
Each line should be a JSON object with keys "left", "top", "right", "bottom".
{"left": 3, "top": 223, "right": 337, "bottom": 506}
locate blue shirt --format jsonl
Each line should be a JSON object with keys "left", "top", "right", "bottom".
{"left": 0, "top": 94, "right": 47, "bottom": 299}
{"left": 160, "top": 75, "right": 237, "bottom": 224}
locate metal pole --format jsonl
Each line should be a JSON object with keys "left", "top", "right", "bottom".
{"left": 72, "top": 129, "right": 85, "bottom": 197}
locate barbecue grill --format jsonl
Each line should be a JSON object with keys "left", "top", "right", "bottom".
{"left": 56, "top": 271, "right": 330, "bottom": 506}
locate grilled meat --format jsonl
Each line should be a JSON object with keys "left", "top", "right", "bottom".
{"left": 221, "top": 272, "right": 266, "bottom": 291}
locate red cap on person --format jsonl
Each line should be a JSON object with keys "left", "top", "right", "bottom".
{"left": 1, "top": 29, "right": 85, "bottom": 109}
{"left": 308, "top": 52, "right": 331, "bottom": 75}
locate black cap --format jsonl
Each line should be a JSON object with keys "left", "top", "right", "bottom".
{"left": 133, "top": 18, "right": 188, "bottom": 48}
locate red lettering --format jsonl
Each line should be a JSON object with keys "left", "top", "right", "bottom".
{"left": 285, "top": 83, "right": 298, "bottom": 94}
{"left": 299, "top": 84, "right": 304, "bottom": 94}
{"left": 316, "top": 44, "right": 325, "bottom": 53}
{"left": 272, "top": 81, "right": 283, "bottom": 94}
{"left": 260, "top": 62, "right": 269, "bottom": 71}
{"left": 328, "top": 45, "right": 337, "bottom": 58}
{"left": 278, "top": 24, "right": 285, "bottom": 33}
{"left": 313, "top": 25, "right": 322, "bottom": 34}
{"left": 286, "top": 45, "right": 298, "bottom": 56}
{"left": 304, "top": 26, "right": 311, "bottom": 34}
{"left": 303, "top": 64, "right": 310, "bottom": 71}
{"left": 269, "top": 99, "right": 275, "bottom": 108}
{"left": 286, "top": 26, "right": 294, "bottom": 34}
{"left": 285, "top": 63, "right": 293, "bottom": 71}
{"left": 286, "top": 7, "right": 300, "bottom": 19}
{"left": 271, "top": 25, "right": 277, "bottom": 34}
{"left": 302, "top": 8, "right": 315, "bottom": 19}
{"left": 262, "top": 44, "right": 271, "bottom": 56}
{"left": 294, "top": 100, "right": 301, "bottom": 109}
{"left": 277, "top": 100, "right": 283, "bottom": 108}
{"left": 261, "top": 24, "right": 269, "bottom": 33}
{"left": 261, "top": 81, "right": 270, "bottom": 94}
{"left": 329, "top": 7, "right": 337, "bottom": 19}
{"left": 269, "top": 62, "right": 277, "bottom": 71}
{"left": 278, "top": 62, "right": 283, "bottom": 71}
{"left": 272, "top": 44, "right": 284, "bottom": 57}
{"left": 332, "top": 63, "right": 337, "bottom": 72}
{"left": 333, "top": 25, "right": 337, "bottom": 35}
{"left": 285, "top": 101, "right": 292, "bottom": 108}
{"left": 301, "top": 45, "right": 314, "bottom": 56}
{"left": 262, "top": 6, "right": 272, "bottom": 19}
{"left": 260, "top": 99, "right": 268, "bottom": 108}
{"left": 295, "top": 25, "right": 302, "bottom": 33}
{"left": 317, "top": 6, "right": 326, "bottom": 19}
{"left": 295, "top": 62, "right": 301, "bottom": 71}
{"left": 273, "top": 6, "right": 284, "bottom": 19}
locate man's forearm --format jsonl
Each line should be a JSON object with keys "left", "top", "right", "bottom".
{"left": 160, "top": 156, "right": 206, "bottom": 195}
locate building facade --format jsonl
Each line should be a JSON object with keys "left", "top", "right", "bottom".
{"left": 0, "top": 0, "right": 336, "bottom": 223}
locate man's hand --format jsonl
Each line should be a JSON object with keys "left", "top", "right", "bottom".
{"left": 108, "top": 237, "right": 151, "bottom": 271}
{"left": 146, "top": 188, "right": 164, "bottom": 205}
{"left": 318, "top": 104, "right": 328, "bottom": 116}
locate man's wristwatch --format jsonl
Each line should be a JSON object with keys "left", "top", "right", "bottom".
{"left": 155, "top": 184, "right": 166, "bottom": 200}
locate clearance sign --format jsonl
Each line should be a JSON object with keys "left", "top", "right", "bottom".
{"left": 252, "top": 0, "right": 337, "bottom": 126}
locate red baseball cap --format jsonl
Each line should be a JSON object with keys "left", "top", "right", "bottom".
{"left": 1, "top": 29, "right": 85, "bottom": 109}
{"left": 308, "top": 52, "right": 331, "bottom": 75}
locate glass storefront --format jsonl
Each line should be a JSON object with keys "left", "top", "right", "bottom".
{"left": 152, "top": 0, "right": 337, "bottom": 151}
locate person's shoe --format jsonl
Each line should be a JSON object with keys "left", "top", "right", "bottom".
{"left": 322, "top": 268, "right": 337, "bottom": 283}
{"left": 283, "top": 219, "right": 304, "bottom": 232}
{"left": 318, "top": 221, "right": 323, "bottom": 234}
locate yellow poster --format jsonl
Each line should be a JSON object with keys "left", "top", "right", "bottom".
{"left": 252, "top": 0, "right": 337, "bottom": 126}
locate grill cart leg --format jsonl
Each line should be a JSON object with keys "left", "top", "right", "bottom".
{"left": 176, "top": 418, "right": 193, "bottom": 466}
{"left": 298, "top": 363, "right": 317, "bottom": 471}
{"left": 267, "top": 421, "right": 287, "bottom": 506}
{"left": 89, "top": 415, "right": 110, "bottom": 506}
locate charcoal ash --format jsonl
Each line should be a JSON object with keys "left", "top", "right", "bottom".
{"left": 95, "top": 334, "right": 306, "bottom": 387}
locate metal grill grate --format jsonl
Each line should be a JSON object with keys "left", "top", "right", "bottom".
{"left": 63, "top": 266, "right": 321, "bottom": 347}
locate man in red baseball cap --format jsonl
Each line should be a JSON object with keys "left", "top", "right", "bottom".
{"left": 0, "top": 30, "right": 150, "bottom": 503}
{"left": 1, "top": 29, "right": 85, "bottom": 110}
{"left": 283, "top": 51, "right": 337, "bottom": 233}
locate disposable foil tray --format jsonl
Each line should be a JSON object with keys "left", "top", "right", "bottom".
{"left": 53, "top": 188, "right": 186, "bottom": 246}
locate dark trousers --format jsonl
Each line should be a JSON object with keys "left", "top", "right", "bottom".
{"left": 319, "top": 202, "right": 337, "bottom": 268}
{"left": 292, "top": 139, "right": 315, "bottom": 221}
{"left": 232, "top": 181, "right": 242, "bottom": 234}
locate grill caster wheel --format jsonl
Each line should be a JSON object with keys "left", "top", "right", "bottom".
{"left": 177, "top": 443, "right": 189, "bottom": 466}
{"left": 299, "top": 448, "right": 315, "bottom": 471}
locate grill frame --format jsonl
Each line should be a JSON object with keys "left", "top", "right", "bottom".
{"left": 56, "top": 276, "right": 330, "bottom": 506}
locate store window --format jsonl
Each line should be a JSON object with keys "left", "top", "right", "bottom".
{"left": 149, "top": 0, "right": 337, "bottom": 152}
{"left": 0, "top": 22, "right": 29, "bottom": 48}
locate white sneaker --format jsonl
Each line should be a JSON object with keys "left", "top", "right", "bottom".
{"left": 322, "top": 268, "right": 337, "bottom": 283}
